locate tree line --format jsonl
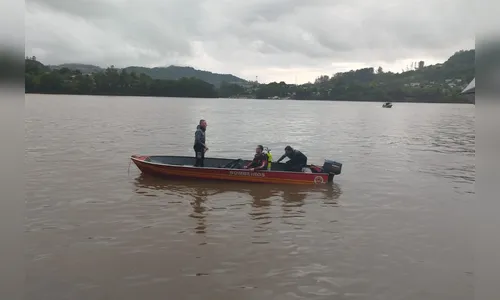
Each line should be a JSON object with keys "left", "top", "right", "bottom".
{"left": 251, "top": 50, "right": 474, "bottom": 103}
{"left": 25, "top": 49, "right": 474, "bottom": 103}
{"left": 25, "top": 57, "right": 218, "bottom": 98}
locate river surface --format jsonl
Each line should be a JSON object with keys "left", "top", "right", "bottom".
{"left": 25, "top": 94, "right": 475, "bottom": 300}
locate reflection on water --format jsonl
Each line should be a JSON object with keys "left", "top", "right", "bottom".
{"left": 189, "top": 189, "right": 208, "bottom": 235}
{"left": 133, "top": 175, "right": 341, "bottom": 202}
{"left": 133, "top": 175, "right": 342, "bottom": 236}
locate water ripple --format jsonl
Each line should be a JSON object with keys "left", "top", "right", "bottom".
{"left": 25, "top": 96, "right": 474, "bottom": 300}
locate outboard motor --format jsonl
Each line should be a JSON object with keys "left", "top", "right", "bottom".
{"left": 322, "top": 159, "right": 342, "bottom": 182}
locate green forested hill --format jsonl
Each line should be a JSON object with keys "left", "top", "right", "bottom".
{"left": 48, "top": 63, "right": 247, "bottom": 87}
{"left": 26, "top": 49, "right": 474, "bottom": 103}
{"left": 252, "top": 49, "right": 475, "bottom": 102}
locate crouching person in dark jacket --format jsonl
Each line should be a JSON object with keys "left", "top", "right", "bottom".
{"left": 276, "top": 145, "right": 307, "bottom": 172}
{"left": 194, "top": 119, "right": 208, "bottom": 167}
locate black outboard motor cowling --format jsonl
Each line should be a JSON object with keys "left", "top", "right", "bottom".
{"left": 322, "top": 160, "right": 342, "bottom": 175}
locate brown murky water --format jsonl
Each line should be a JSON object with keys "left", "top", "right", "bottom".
{"left": 25, "top": 94, "right": 474, "bottom": 300}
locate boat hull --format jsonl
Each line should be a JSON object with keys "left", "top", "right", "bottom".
{"left": 131, "top": 155, "right": 332, "bottom": 185}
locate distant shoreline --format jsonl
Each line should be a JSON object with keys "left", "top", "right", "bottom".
{"left": 25, "top": 93, "right": 473, "bottom": 104}
{"left": 26, "top": 50, "right": 474, "bottom": 105}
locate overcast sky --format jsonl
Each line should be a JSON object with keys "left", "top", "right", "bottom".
{"left": 25, "top": 0, "right": 474, "bottom": 83}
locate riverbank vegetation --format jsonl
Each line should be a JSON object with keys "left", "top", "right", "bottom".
{"left": 25, "top": 49, "right": 474, "bottom": 103}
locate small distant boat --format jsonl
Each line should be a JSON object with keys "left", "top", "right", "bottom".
{"left": 382, "top": 102, "right": 393, "bottom": 108}
{"left": 130, "top": 155, "right": 342, "bottom": 185}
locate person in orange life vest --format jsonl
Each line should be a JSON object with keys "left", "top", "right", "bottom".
{"left": 244, "top": 145, "right": 268, "bottom": 171}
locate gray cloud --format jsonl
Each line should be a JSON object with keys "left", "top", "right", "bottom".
{"left": 25, "top": 0, "right": 475, "bottom": 82}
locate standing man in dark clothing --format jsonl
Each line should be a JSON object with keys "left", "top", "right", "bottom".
{"left": 276, "top": 145, "right": 308, "bottom": 172}
{"left": 194, "top": 119, "right": 208, "bottom": 167}
{"left": 244, "top": 145, "right": 268, "bottom": 171}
